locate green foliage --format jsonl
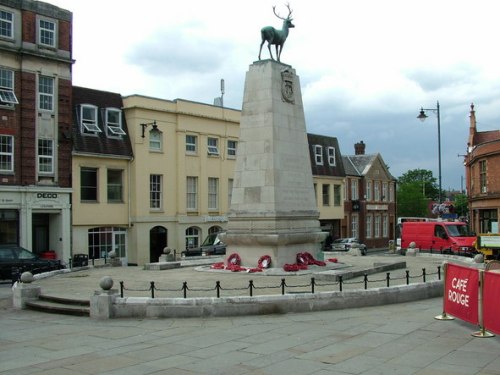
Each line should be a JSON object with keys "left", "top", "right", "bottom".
{"left": 453, "top": 193, "right": 468, "bottom": 217}
{"left": 398, "top": 168, "right": 439, "bottom": 200}
{"left": 397, "top": 182, "right": 429, "bottom": 217}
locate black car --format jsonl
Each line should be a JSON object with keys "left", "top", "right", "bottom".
{"left": 183, "top": 232, "right": 226, "bottom": 257}
{"left": 0, "top": 245, "right": 63, "bottom": 280}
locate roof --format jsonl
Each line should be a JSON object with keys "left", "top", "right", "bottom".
{"left": 307, "top": 133, "right": 345, "bottom": 177}
{"left": 342, "top": 153, "right": 395, "bottom": 180}
{"left": 72, "top": 86, "right": 133, "bottom": 159}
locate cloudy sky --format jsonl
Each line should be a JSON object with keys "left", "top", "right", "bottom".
{"left": 49, "top": 0, "right": 500, "bottom": 191}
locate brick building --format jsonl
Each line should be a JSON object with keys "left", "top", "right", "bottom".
{"left": 0, "top": 0, "right": 73, "bottom": 260}
{"left": 465, "top": 104, "right": 500, "bottom": 233}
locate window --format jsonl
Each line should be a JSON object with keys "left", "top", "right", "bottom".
{"left": 38, "top": 18, "right": 56, "bottom": 47}
{"left": 351, "top": 179, "right": 358, "bottom": 200}
{"left": 383, "top": 215, "right": 388, "bottom": 237}
{"left": 207, "top": 137, "right": 219, "bottom": 155}
{"left": 80, "top": 105, "right": 101, "bottom": 134}
{"left": 382, "top": 182, "right": 388, "bottom": 201}
{"left": 366, "top": 180, "right": 372, "bottom": 201}
{"left": 88, "top": 227, "right": 127, "bottom": 260}
{"left": 37, "top": 139, "right": 53, "bottom": 174}
{"left": 0, "top": 10, "right": 13, "bottom": 39}
{"left": 0, "top": 69, "right": 18, "bottom": 105}
{"left": 228, "top": 178, "right": 233, "bottom": 207}
{"left": 149, "top": 130, "right": 161, "bottom": 151}
{"left": 150, "top": 174, "right": 162, "bottom": 209}
{"left": 0, "top": 135, "right": 13, "bottom": 172}
{"left": 389, "top": 183, "right": 394, "bottom": 202}
{"left": 185, "top": 227, "right": 200, "bottom": 249}
{"left": 107, "top": 169, "right": 123, "bottom": 202}
{"left": 327, "top": 146, "right": 336, "bottom": 166}
{"left": 227, "top": 140, "right": 237, "bottom": 157}
{"left": 322, "top": 184, "right": 330, "bottom": 206}
{"left": 186, "top": 135, "right": 197, "bottom": 153}
{"left": 186, "top": 176, "right": 198, "bottom": 210}
{"left": 374, "top": 181, "right": 380, "bottom": 201}
{"left": 334, "top": 184, "right": 341, "bottom": 206}
{"left": 314, "top": 145, "right": 323, "bottom": 165}
{"left": 106, "top": 108, "right": 125, "bottom": 136}
{"left": 81, "top": 168, "right": 98, "bottom": 201}
{"left": 374, "top": 215, "right": 381, "bottom": 237}
{"left": 208, "top": 177, "right": 219, "bottom": 210}
{"left": 366, "top": 215, "right": 372, "bottom": 238}
{"left": 351, "top": 215, "right": 358, "bottom": 238}
{"left": 38, "top": 76, "right": 54, "bottom": 111}
{"left": 480, "top": 160, "right": 487, "bottom": 193}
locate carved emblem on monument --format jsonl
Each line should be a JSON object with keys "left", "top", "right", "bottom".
{"left": 281, "top": 68, "right": 295, "bottom": 104}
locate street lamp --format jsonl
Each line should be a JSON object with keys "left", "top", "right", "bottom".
{"left": 417, "top": 101, "right": 442, "bottom": 203}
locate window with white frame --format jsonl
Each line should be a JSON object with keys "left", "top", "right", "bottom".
{"left": 186, "top": 134, "right": 197, "bottom": 153}
{"left": 374, "top": 215, "right": 381, "bottom": 237}
{"left": 382, "top": 182, "right": 388, "bottom": 201}
{"left": 38, "top": 76, "right": 54, "bottom": 111}
{"left": 366, "top": 180, "right": 372, "bottom": 201}
{"left": 0, "top": 10, "right": 13, "bottom": 39}
{"left": 327, "top": 146, "right": 336, "bottom": 166}
{"left": 0, "top": 135, "right": 13, "bottom": 172}
{"left": 37, "top": 139, "right": 53, "bottom": 174}
{"left": 208, "top": 177, "right": 219, "bottom": 210}
{"left": 389, "top": 182, "right": 394, "bottom": 202}
{"left": 228, "top": 178, "right": 233, "bottom": 207}
{"left": 383, "top": 215, "right": 388, "bottom": 237}
{"left": 106, "top": 108, "right": 125, "bottom": 137}
{"left": 351, "top": 179, "right": 358, "bottom": 200}
{"left": 150, "top": 174, "right": 162, "bottom": 209}
{"left": 366, "top": 215, "right": 372, "bottom": 238}
{"left": 351, "top": 215, "right": 358, "bottom": 238}
{"left": 38, "top": 18, "right": 56, "bottom": 47}
{"left": 314, "top": 145, "right": 323, "bottom": 165}
{"left": 186, "top": 176, "right": 198, "bottom": 210}
{"left": 480, "top": 160, "right": 487, "bottom": 193}
{"left": 80, "top": 104, "right": 101, "bottom": 134}
{"left": 0, "top": 69, "right": 18, "bottom": 105}
{"left": 227, "top": 140, "right": 237, "bottom": 157}
{"left": 207, "top": 137, "right": 219, "bottom": 155}
{"left": 149, "top": 130, "right": 162, "bottom": 151}
{"left": 81, "top": 167, "right": 98, "bottom": 202}
{"left": 374, "top": 181, "right": 380, "bottom": 201}
{"left": 185, "top": 226, "right": 200, "bottom": 249}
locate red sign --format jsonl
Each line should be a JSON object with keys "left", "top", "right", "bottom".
{"left": 444, "top": 263, "right": 479, "bottom": 325}
{"left": 483, "top": 271, "right": 500, "bottom": 335}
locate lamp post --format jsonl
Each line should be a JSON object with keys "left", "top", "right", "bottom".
{"left": 417, "top": 101, "right": 441, "bottom": 203}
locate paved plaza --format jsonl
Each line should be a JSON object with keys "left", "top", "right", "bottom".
{"left": 0, "top": 254, "right": 499, "bottom": 374}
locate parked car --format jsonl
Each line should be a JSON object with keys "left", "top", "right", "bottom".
{"left": 331, "top": 238, "right": 367, "bottom": 255}
{"left": 182, "top": 232, "right": 226, "bottom": 257}
{"left": 0, "top": 245, "right": 63, "bottom": 280}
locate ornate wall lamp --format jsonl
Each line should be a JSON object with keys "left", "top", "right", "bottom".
{"left": 140, "top": 121, "right": 159, "bottom": 138}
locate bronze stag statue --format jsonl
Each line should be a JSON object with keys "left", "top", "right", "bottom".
{"left": 258, "top": 4, "right": 294, "bottom": 62}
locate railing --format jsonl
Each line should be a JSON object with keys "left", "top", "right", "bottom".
{"left": 118, "top": 266, "right": 442, "bottom": 299}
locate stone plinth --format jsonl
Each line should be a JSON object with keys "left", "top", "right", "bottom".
{"left": 224, "top": 60, "right": 326, "bottom": 267}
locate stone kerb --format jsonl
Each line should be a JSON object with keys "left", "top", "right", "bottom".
{"left": 93, "top": 280, "right": 443, "bottom": 319}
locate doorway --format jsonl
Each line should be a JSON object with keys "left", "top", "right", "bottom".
{"left": 149, "top": 226, "right": 167, "bottom": 262}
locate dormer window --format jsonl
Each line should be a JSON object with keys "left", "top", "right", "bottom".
{"left": 327, "top": 146, "right": 336, "bottom": 166}
{"left": 207, "top": 137, "right": 219, "bottom": 155}
{"left": 80, "top": 104, "right": 101, "bottom": 134}
{"left": 0, "top": 69, "right": 18, "bottom": 105}
{"left": 106, "top": 108, "right": 125, "bottom": 136}
{"left": 314, "top": 145, "right": 323, "bottom": 165}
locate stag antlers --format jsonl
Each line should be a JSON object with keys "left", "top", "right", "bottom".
{"left": 258, "top": 4, "right": 295, "bottom": 62}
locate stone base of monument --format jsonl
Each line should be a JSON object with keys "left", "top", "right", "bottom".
{"left": 223, "top": 230, "right": 326, "bottom": 268}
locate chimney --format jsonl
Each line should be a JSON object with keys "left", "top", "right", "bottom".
{"left": 355, "top": 141, "right": 365, "bottom": 155}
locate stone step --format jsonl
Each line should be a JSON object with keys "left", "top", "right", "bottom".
{"left": 25, "top": 295, "right": 90, "bottom": 316}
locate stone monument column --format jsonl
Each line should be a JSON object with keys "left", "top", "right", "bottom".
{"left": 223, "top": 60, "right": 326, "bottom": 267}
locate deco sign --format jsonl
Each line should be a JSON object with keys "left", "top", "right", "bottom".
{"left": 37, "top": 192, "right": 58, "bottom": 199}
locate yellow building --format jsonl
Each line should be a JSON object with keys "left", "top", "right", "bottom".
{"left": 123, "top": 95, "right": 240, "bottom": 265}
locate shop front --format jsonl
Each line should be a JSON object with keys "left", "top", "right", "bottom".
{"left": 0, "top": 187, "right": 71, "bottom": 262}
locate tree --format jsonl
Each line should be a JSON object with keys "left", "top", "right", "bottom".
{"left": 453, "top": 193, "right": 468, "bottom": 218}
{"left": 398, "top": 169, "right": 440, "bottom": 201}
{"left": 397, "top": 182, "right": 429, "bottom": 217}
